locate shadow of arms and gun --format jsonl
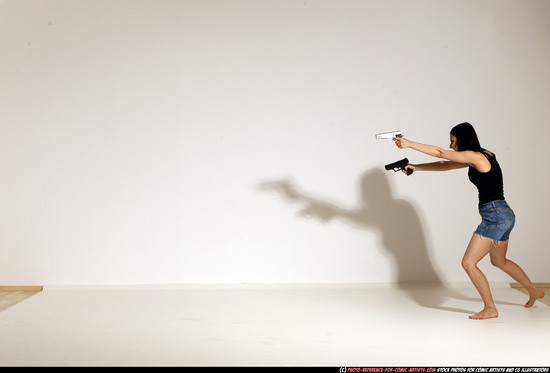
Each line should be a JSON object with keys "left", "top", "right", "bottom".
{"left": 256, "top": 179, "right": 349, "bottom": 225}
{"left": 256, "top": 171, "right": 443, "bottom": 286}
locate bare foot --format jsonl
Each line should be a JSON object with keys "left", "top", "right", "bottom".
{"left": 525, "top": 289, "right": 545, "bottom": 308}
{"left": 469, "top": 308, "right": 498, "bottom": 320}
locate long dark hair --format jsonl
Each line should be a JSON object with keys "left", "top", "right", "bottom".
{"left": 450, "top": 122, "right": 484, "bottom": 152}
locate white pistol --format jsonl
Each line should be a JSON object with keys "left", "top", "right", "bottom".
{"left": 375, "top": 130, "right": 403, "bottom": 141}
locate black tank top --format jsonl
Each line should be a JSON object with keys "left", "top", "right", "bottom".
{"left": 468, "top": 151, "right": 505, "bottom": 206}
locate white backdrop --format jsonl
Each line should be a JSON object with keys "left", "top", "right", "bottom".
{"left": 1, "top": 0, "right": 549, "bottom": 285}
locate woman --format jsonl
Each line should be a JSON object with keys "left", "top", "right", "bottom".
{"left": 394, "top": 122, "right": 544, "bottom": 320}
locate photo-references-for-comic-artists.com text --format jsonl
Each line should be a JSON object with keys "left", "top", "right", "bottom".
{"left": 340, "top": 368, "right": 549, "bottom": 373}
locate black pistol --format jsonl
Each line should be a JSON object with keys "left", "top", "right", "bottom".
{"left": 385, "top": 158, "right": 413, "bottom": 176}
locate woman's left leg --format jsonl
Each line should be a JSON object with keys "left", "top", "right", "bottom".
{"left": 462, "top": 233, "right": 498, "bottom": 319}
{"left": 489, "top": 240, "right": 545, "bottom": 307}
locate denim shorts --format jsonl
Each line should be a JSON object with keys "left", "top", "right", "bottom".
{"left": 474, "top": 200, "right": 515, "bottom": 242}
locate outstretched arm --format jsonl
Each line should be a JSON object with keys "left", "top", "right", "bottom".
{"left": 394, "top": 137, "right": 487, "bottom": 171}
{"left": 405, "top": 160, "right": 468, "bottom": 174}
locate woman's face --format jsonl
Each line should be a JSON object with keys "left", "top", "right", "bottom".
{"left": 450, "top": 134, "right": 458, "bottom": 151}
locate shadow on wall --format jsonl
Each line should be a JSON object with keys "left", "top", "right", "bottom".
{"left": 257, "top": 168, "right": 484, "bottom": 315}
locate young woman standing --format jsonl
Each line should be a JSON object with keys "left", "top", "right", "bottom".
{"left": 394, "top": 122, "right": 544, "bottom": 319}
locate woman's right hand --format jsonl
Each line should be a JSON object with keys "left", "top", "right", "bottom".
{"left": 394, "top": 137, "right": 412, "bottom": 149}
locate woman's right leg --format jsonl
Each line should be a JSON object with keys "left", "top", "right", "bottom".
{"left": 462, "top": 233, "right": 498, "bottom": 319}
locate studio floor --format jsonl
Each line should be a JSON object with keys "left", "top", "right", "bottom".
{"left": 0, "top": 283, "right": 548, "bottom": 367}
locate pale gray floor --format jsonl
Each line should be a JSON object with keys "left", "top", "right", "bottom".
{"left": 0, "top": 284, "right": 548, "bottom": 367}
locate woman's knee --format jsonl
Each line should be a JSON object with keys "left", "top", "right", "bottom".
{"left": 490, "top": 256, "right": 506, "bottom": 269}
{"left": 461, "top": 258, "right": 477, "bottom": 272}
{"left": 489, "top": 242, "right": 509, "bottom": 269}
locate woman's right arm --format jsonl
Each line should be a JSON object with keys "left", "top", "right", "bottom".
{"left": 406, "top": 161, "right": 468, "bottom": 174}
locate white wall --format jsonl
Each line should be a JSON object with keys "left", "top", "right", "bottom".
{"left": 1, "top": 0, "right": 549, "bottom": 285}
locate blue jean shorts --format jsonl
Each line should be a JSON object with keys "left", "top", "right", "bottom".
{"left": 474, "top": 200, "right": 515, "bottom": 242}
